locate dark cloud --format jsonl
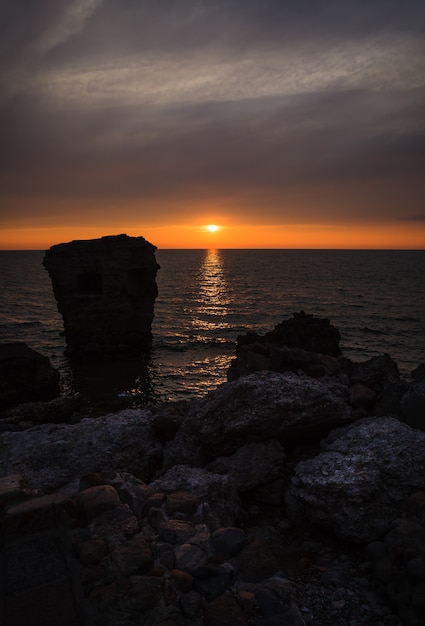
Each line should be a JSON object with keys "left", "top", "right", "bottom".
{"left": 399, "top": 214, "right": 425, "bottom": 221}
{"left": 0, "top": 0, "right": 424, "bottom": 236}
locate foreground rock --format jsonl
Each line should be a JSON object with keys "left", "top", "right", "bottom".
{"left": 286, "top": 416, "right": 425, "bottom": 542}
{"left": 164, "top": 371, "right": 355, "bottom": 467}
{"left": 0, "top": 409, "right": 162, "bottom": 492}
{"left": 2, "top": 469, "right": 405, "bottom": 626}
{"left": 0, "top": 342, "right": 60, "bottom": 408}
{"left": 2, "top": 393, "right": 83, "bottom": 429}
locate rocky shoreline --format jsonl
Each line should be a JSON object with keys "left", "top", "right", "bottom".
{"left": 1, "top": 313, "right": 425, "bottom": 625}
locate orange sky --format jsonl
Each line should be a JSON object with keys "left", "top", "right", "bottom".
{"left": 1, "top": 220, "right": 424, "bottom": 251}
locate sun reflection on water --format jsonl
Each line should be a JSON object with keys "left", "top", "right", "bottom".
{"left": 192, "top": 249, "right": 230, "bottom": 331}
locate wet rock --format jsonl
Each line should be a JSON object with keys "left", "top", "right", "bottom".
{"left": 0, "top": 409, "right": 162, "bottom": 492}
{"left": 286, "top": 416, "right": 425, "bottom": 542}
{"left": 0, "top": 342, "right": 60, "bottom": 408}
{"left": 43, "top": 234, "right": 159, "bottom": 358}
{"left": 206, "top": 440, "right": 286, "bottom": 493}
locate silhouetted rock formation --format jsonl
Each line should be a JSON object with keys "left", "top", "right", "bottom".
{"left": 0, "top": 342, "right": 60, "bottom": 408}
{"left": 43, "top": 234, "right": 159, "bottom": 358}
{"left": 228, "top": 311, "right": 341, "bottom": 381}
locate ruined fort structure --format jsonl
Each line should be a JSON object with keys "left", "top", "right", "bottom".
{"left": 43, "top": 234, "right": 160, "bottom": 358}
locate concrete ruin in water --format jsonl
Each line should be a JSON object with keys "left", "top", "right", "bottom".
{"left": 43, "top": 234, "right": 160, "bottom": 358}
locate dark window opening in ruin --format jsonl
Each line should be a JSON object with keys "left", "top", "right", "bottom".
{"left": 125, "top": 268, "right": 148, "bottom": 296}
{"left": 77, "top": 272, "right": 103, "bottom": 295}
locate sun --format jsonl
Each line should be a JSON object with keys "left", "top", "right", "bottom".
{"left": 207, "top": 224, "right": 219, "bottom": 232}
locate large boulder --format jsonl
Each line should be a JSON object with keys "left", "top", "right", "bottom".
{"left": 0, "top": 343, "right": 60, "bottom": 408}
{"left": 285, "top": 416, "right": 425, "bottom": 543}
{"left": 0, "top": 409, "right": 162, "bottom": 492}
{"left": 164, "top": 371, "right": 355, "bottom": 466}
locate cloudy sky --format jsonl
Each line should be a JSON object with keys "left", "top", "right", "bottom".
{"left": 1, "top": 0, "right": 424, "bottom": 248}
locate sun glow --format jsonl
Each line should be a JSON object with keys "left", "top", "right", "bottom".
{"left": 206, "top": 224, "right": 219, "bottom": 232}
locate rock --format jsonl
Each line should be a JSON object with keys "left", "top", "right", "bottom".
{"left": 110, "top": 536, "right": 153, "bottom": 576}
{"left": 150, "top": 465, "right": 241, "bottom": 528}
{"left": 165, "top": 491, "right": 199, "bottom": 517}
{"left": 89, "top": 505, "right": 139, "bottom": 547}
{"left": 43, "top": 234, "right": 159, "bottom": 357}
{"left": 368, "top": 517, "right": 425, "bottom": 626}
{"left": 78, "top": 539, "right": 108, "bottom": 565}
{"left": 0, "top": 342, "right": 60, "bottom": 408}
{"left": 0, "top": 409, "right": 162, "bottom": 492}
{"left": 193, "top": 563, "right": 232, "bottom": 601}
{"left": 411, "top": 363, "right": 425, "bottom": 382}
{"left": 118, "top": 477, "right": 154, "bottom": 518}
{"left": 211, "top": 527, "right": 246, "bottom": 557}
{"left": 204, "top": 594, "right": 248, "bottom": 626}
{"left": 4, "top": 394, "right": 82, "bottom": 427}
{"left": 227, "top": 311, "right": 341, "bottom": 381}
{"left": 234, "top": 540, "right": 280, "bottom": 583}
{"left": 349, "top": 354, "right": 400, "bottom": 390}
{"left": 206, "top": 440, "right": 286, "bottom": 493}
{"left": 0, "top": 473, "right": 33, "bottom": 506}
{"left": 254, "top": 584, "right": 299, "bottom": 625}
{"left": 180, "top": 589, "right": 203, "bottom": 618}
{"left": 404, "top": 491, "right": 425, "bottom": 519}
{"left": 174, "top": 543, "right": 208, "bottom": 574}
{"left": 286, "top": 416, "right": 425, "bottom": 542}
{"left": 158, "top": 520, "right": 196, "bottom": 545}
{"left": 165, "top": 371, "right": 354, "bottom": 465}
{"left": 265, "top": 311, "right": 341, "bottom": 354}
{"left": 77, "top": 485, "right": 121, "bottom": 521}
{"left": 401, "top": 379, "right": 425, "bottom": 431}
{"left": 170, "top": 568, "right": 194, "bottom": 593}
{"left": 124, "top": 576, "right": 162, "bottom": 612}
{"left": 349, "top": 382, "right": 377, "bottom": 411}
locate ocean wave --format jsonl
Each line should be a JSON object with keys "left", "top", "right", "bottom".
{"left": 361, "top": 327, "right": 388, "bottom": 335}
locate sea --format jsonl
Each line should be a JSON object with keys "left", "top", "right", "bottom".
{"left": 1, "top": 249, "right": 424, "bottom": 410}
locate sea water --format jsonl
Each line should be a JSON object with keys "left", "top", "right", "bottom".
{"left": 1, "top": 249, "right": 424, "bottom": 407}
